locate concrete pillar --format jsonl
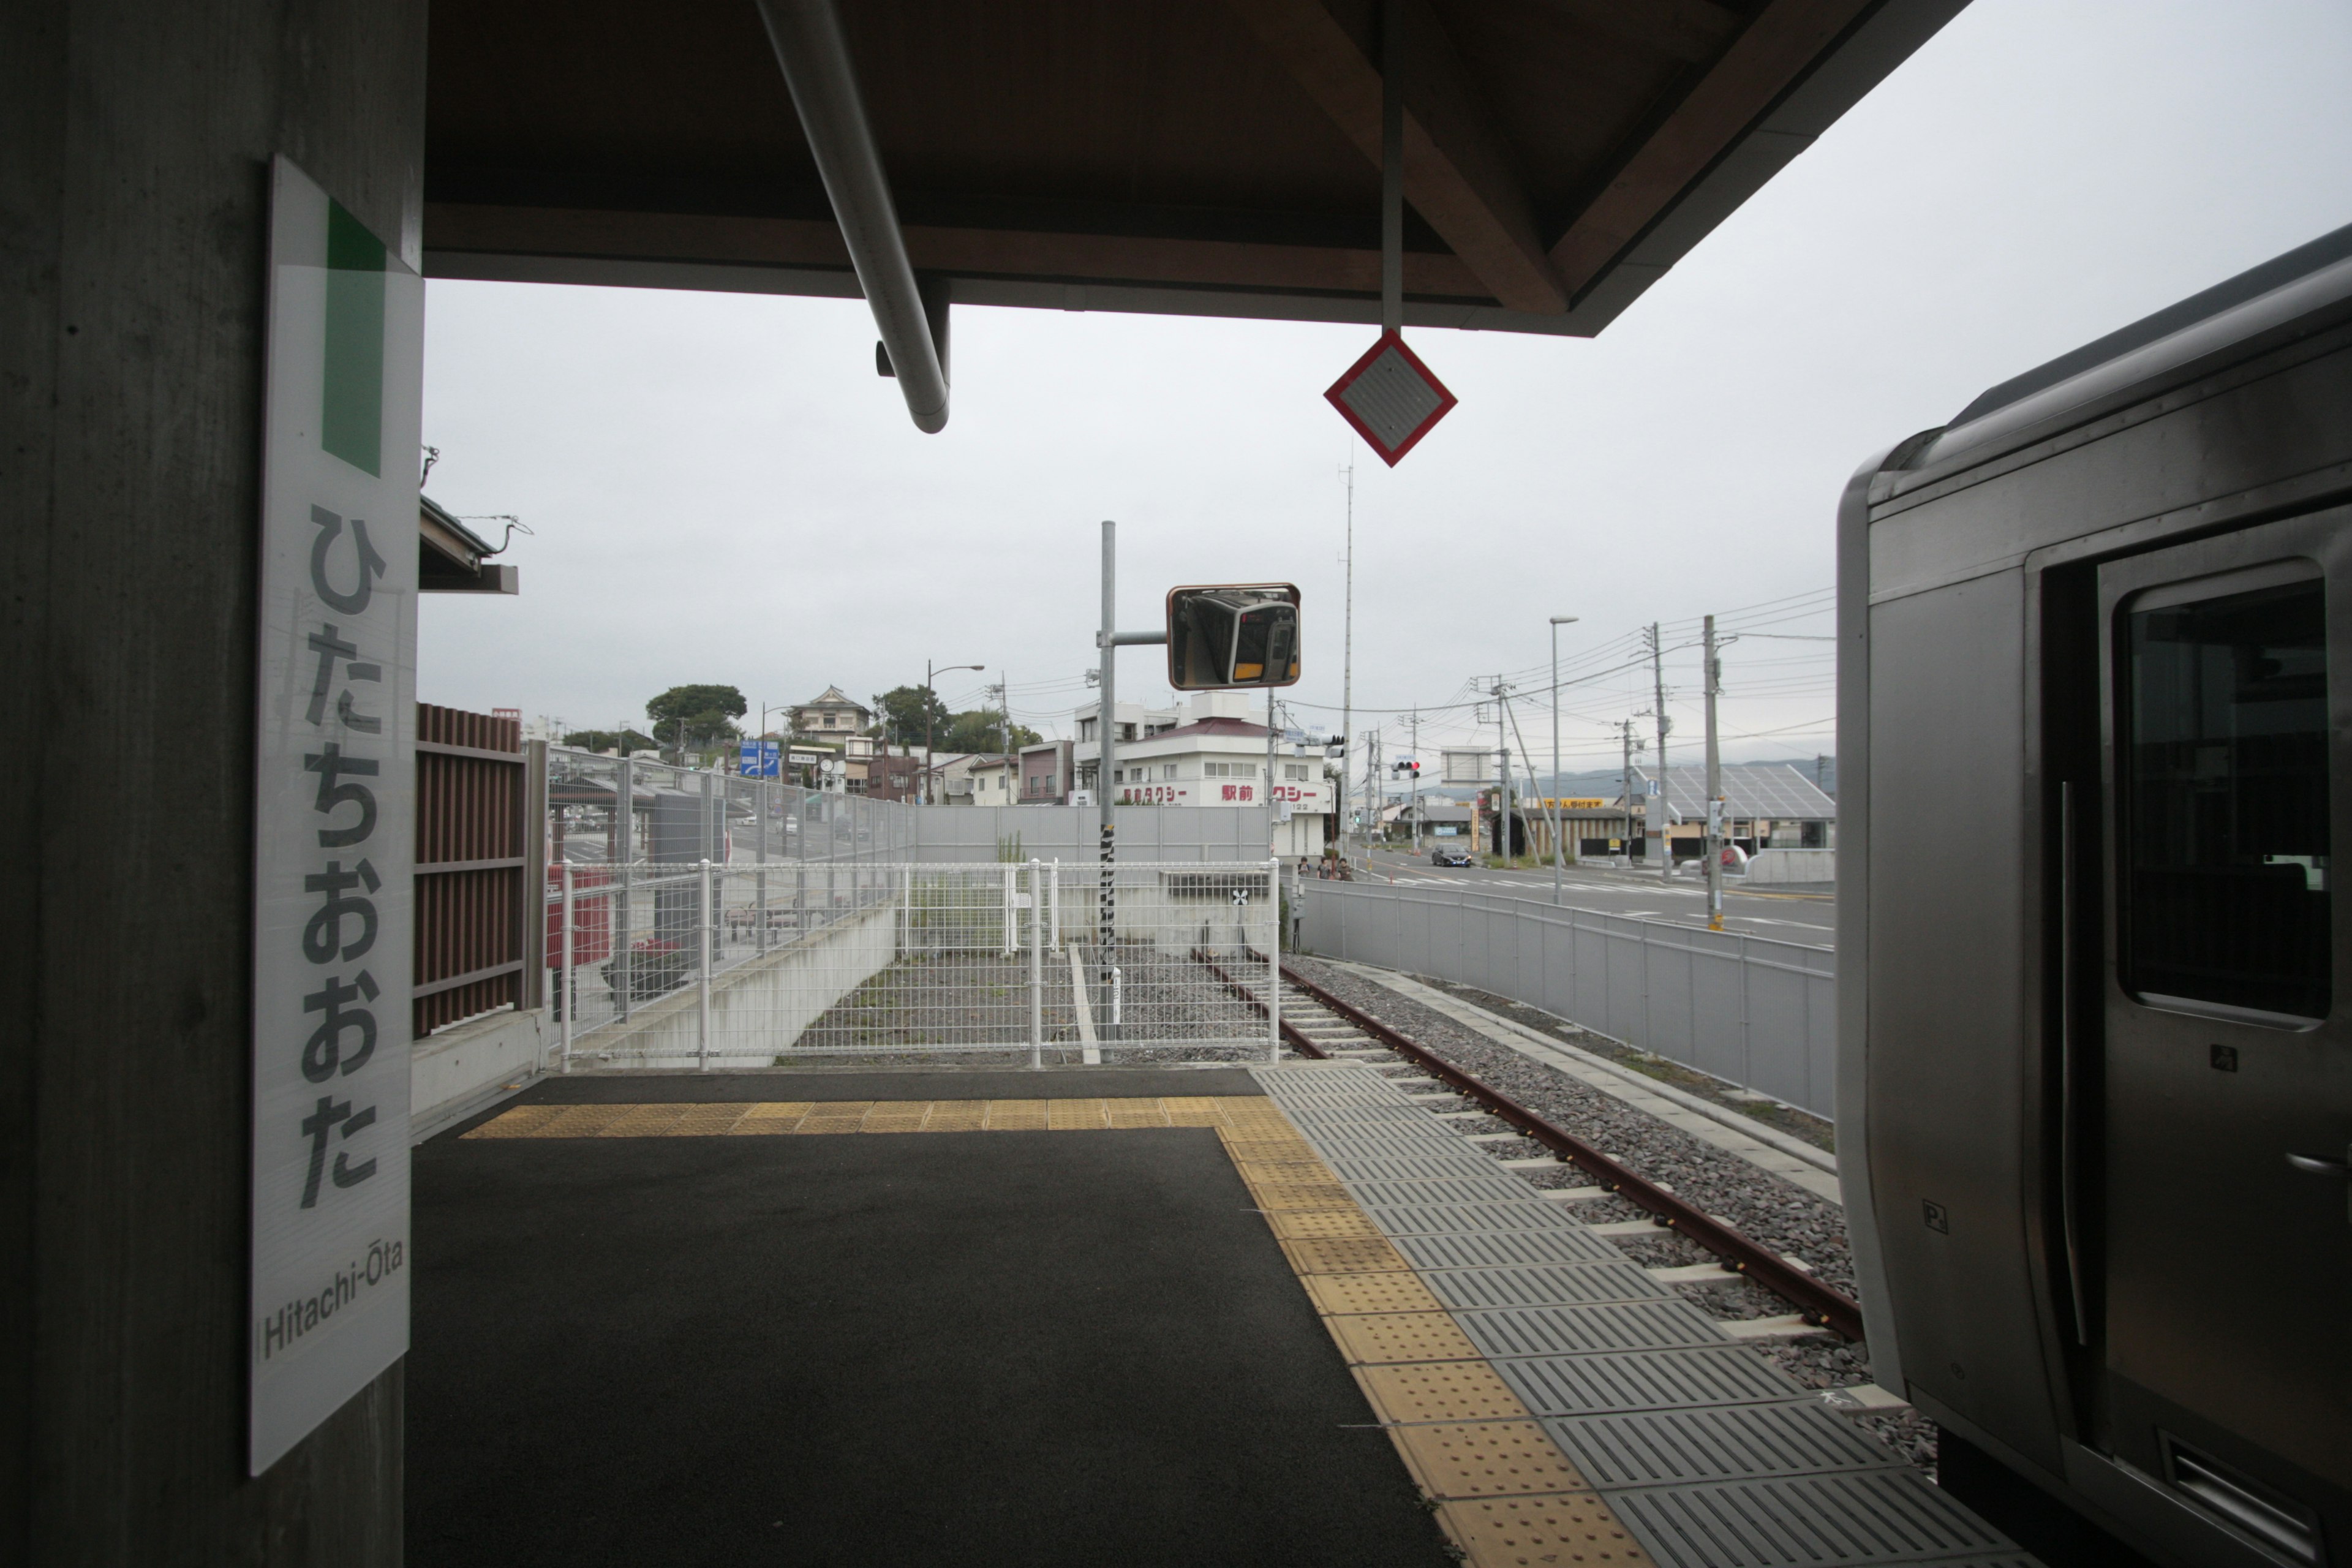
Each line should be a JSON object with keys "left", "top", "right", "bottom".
{"left": 2, "top": 0, "right": 424, "bottom": 1559}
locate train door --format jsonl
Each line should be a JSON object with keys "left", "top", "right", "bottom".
{"left": 2092, "top": 511, "right": 2351, "bottom": 1566}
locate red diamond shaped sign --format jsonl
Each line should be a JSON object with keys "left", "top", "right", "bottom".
{"left": 1324, "top": 330, "right": 1457, "bottom": 466}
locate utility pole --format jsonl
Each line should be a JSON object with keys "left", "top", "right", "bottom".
{"left": 1365, "top": 728, "right": 1382, "bottom": 851}
{"left": 1548, "top": 615, "right": 1578, "bottom": 904}
{"left": 1645, "top": 625, "right": 1673, "bottom": 881}
{"left": 1098, "top": 523, "right": 1120, "bottom": 1035}
{"left": 1265, "top": 692, "right": 1281, "bottom": 859}
{"left": 1618, "top": 721, "right": 1636, "bottom": 861}
{"left": 1407, "top": 707, "right": 1421, "bottom": 852}
{"left": 1340, "top": 454, "right": 1355, "bottom": 847}
{"left": 1703, "top": 615, "right": 1725, "bottom": 930}
{"left": 1493, "top": 676, "right": 1513, "bottom": 864}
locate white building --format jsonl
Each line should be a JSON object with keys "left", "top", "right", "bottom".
{"left": 964, "top": 756, "right": 1016, "bottom": 807}
{"left": 1071, "top": 698, "right": 1180, "bottom": 798}
{"left": 1096, "top": 692, "right": 1333, "bottom": 858}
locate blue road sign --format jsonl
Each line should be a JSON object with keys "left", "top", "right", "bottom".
{"left": 740, "top": 740, "right": 780, "bottom": 777}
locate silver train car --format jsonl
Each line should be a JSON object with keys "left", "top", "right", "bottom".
{"left": 1841, "top": 225, "right": 2352, "bottom": 1568}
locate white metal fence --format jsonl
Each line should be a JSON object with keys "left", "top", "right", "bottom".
{"left": 1292, "top": 879, "right": 1837, "bottom": 1117}
{"left": 547, "top": 859, "right": 1284, "bottom": 1069}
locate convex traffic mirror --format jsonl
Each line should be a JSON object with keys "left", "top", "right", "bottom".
{"left": 1166, "top": 584, "right": 1302, "bottom": 690}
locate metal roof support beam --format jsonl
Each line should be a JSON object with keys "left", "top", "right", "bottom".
{"left": 754, "top": 0, "right": 949, "bottom": 432}
{"left": 1226, "top": 0, "right": 1567, "bottom": 315}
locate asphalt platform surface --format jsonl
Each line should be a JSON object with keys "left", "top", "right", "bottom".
{"left": 409, "top": 1071, "right": 1449, "bottom": 1566}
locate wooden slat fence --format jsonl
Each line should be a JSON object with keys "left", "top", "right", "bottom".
{"left": 414, "top": 703, "right": 547, "bottom": 1036}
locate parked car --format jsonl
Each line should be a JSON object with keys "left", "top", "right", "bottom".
{"left": 1430, "top": 846, "right": 1473, "bottom": 868}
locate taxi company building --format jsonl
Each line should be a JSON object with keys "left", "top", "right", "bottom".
{"left": 1102, "top": 693, "right": 1332, "bottom": 859}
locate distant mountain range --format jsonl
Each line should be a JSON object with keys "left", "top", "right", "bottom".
{"left": 1396, "top": 758, "right": 1834, "bottom": 802}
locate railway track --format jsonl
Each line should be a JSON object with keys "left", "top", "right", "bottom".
{"left": 1197, "top": 948, "right": 1864, "bottom": 1341}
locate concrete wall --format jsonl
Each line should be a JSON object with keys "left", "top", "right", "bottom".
{"left": 1296, "top": 880, "right": 1838, "bottom": 1117}
{"left": 1744, "top": 848, "right": 1836, "bottom": 884}
{"left": 582, "top": 899, "right": 903, "bottom": 1066}
{"left": 910, "top": 803, "right": 1273, "bottom": 863}
{"left": 2, "top": 2, "right": 424, "bottom": 1558}
{"left": 412, "top": 1009, "right": 552, "bottom": 1126}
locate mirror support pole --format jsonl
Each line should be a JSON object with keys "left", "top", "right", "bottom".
{"left": 1098, "top": 521, "right": 1118, "bottom": 1041}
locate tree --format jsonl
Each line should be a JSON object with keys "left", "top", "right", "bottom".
{"left": 872, "top": 685, "right": 951, "bottom": 748}
{"left": 644, "top": 684, "right": 747, "bottom": 758}
{"left": 941, "top": 709, "right": 1039, "bottom": 754}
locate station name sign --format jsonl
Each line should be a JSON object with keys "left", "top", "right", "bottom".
{"left": 247, "top": 156, "right": 423, "bottom": 1475}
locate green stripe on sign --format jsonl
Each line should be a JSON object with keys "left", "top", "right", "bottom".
{"left": 322, "top": 200, "right": 386, "bottom": 476}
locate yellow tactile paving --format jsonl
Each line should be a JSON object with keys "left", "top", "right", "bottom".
{"left": 1436, "top": 1493, "right": 1654, "bottom": 1567}
{"left": 1046, "top": 1098, "right": 1111, "bottom": 1129}
{"left": 1300, "top": 1270, "right": 1445, "bottom": 1316}
{"left": 1245, "top": 1182, "right": 1357, "bottom": 1212}
{"left": 1234, "top": 1161, "right": 1336, "bottom": 1188}
{"left": 1322, "top": 1311, "right": 1482, "bottom": 1366}
{"left": 982, "top": 1099, "right": 1051, "bottom": 1130}
{"left": 462, "top": 1103, "right": 563, "bottom": 1137}
{"left": 597, "top": 1104, "right": 692, "bottom": 1137}
{"left": 1390, "top": 1421, "right": 1593, "bottom": 1499}
{"left": 1264, "top": 1210, "right": 1382, "bottom": 1240}
{"left": 793, "top": 1102, "right": 876, "bottom": 1134}
{"left": 1219, "top": 1137, "right": 1319, "bottom": 1160}
{"left": 1281, "top": 1236, "right": 1412, "bottom": 1275}
{"left": 466, "top": 1095, "right": 1291, "bottom": 1139}
{"left": 861, "top": 1102, "right": 934, "bottom": 1133}
{"left": 921, "top": 1101, "right": 988, "bottom": 1133}
{"left": 1355, "top": 1362, "right": 1529, "bottom": 1426}
{"left": 670, "top": 1103, "right": 752, "bottom": 1136}
{"left": 726, "top": 1102, "right": 814, "bottom": 1134}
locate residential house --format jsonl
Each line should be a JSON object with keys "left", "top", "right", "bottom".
{"left": 789, "top": 685, "right": 873, "bottom": 739}
{"left": 948, "top": 756, "right": 1014, "bottom": 807}
{"left": 1020, "top": 740, "right": 1073, "bottom": 805}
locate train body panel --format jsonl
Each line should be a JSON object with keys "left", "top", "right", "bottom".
{"left": 1844, "top": 224, "right": 2352, "bottom": 1568}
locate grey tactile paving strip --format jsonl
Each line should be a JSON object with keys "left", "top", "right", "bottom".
{"left": 1610, "top": 1471, "right": 2016, "bottom": 1568}
{"left": 1539, "top": 1402, "right": 1905, "bottom": 1487}
{"left": 1250, "top": 1061, "right": 2038, "bottom": 1568}
{"left": 1496, "top": 1346, "right": 1804, "bottom": 1415}
{"left": 1423, "top": 1261, "right": 1679, "bottom": 1310}
{"left": 1344, "top": 1177, "right": 1537, "bottom": 1207}
{"left": 1363, "top": 1200, "right": 1586, "bottom": 1235}
{"left": 1324, "top": 1154, "right": 1518, "bottom": 1182}
{"left": 1390, "top": 1226, "right": 1624, "bottom": 1269}
{"left": 1453, "top": 1298, "right": 1734, "bottom": 1359}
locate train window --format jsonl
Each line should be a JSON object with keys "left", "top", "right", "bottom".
{"left": 2120, "top": 572, "right": 2331, "bottom": 1019}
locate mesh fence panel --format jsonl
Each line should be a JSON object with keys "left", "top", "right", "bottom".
{"left": 545, "top": 859, "right": 1284, "bottom": 1068}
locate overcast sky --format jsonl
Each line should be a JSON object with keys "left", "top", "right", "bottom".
{"left": 418, "top": 0, "right": 2352, "bottom": 777}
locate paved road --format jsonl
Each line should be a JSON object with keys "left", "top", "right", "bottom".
{"left": 1354, "top": 846, "right": 1837, "bottom": 947}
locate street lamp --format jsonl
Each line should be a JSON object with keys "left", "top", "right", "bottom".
{"left": 1548, "top": 616, "right": 1580, "bottom": 907}
{"left": 923, "top": 660, "right": 985, "bottom": 805}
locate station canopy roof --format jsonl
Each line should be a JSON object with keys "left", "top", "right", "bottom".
{"left": 424, "top": 0, "right": 1967, "bottom": 338}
